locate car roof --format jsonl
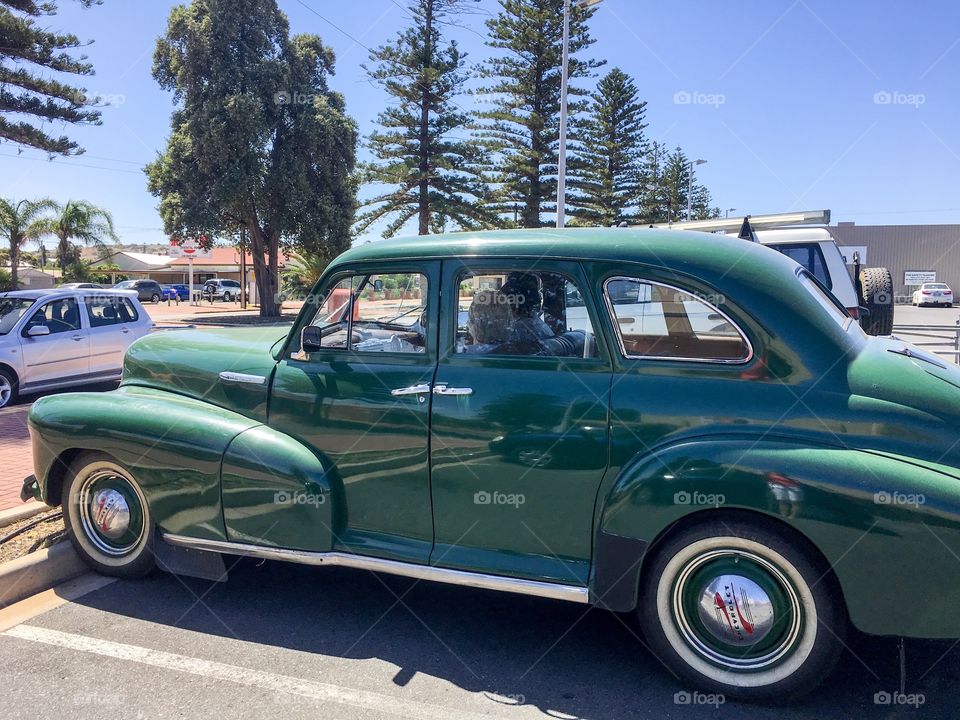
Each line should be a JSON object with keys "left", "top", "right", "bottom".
{"left": 0, "top": 288, "right": 139, "bottom": 300}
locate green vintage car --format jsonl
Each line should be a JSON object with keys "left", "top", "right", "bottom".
{"left": 23, "top": 229, "right": 960, "bottom": 701}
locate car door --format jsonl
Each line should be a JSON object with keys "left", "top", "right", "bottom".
{"left": 428, "top": 259, "right": 612, "bottom": 585}
{"left": 82, "top": 294, "right": 136, "bottom": 376}
{"left": 256, "top": 262, "right": 440, "bottom": 561}
{"left": 18, "top": 296, "right": 90, "bottom": 387}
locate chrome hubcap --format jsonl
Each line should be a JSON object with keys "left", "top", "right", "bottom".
{"left": 89, "top": 488, "right": 131, "bottom": 540}
{"left": 77, "top": 470, "right": 145, "bottom": 556}
{"left": 696, "top": 574, "right": 775, "bottom": 647}
{"left": 673, "top": 549, "right": 803, "bottom": 670}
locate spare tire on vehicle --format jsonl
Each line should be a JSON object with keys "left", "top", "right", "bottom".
{"left": 858, "top": 267, "right": 894, "bottom": 336}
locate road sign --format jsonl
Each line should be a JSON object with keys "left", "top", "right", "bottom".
{"left": 168, "top": 238, "right": 212, "bottom": 258}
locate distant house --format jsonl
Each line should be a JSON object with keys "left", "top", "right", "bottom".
{"left": 2, "top": 266, "right": 56, "bottom": 289}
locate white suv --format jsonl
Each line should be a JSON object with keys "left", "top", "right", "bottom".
{"left": 0, "top": 288, "right": 153, "bottom": 408}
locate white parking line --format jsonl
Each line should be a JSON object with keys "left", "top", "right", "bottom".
{"left": 3, "top": 624, "right": 539, "bottom": 720}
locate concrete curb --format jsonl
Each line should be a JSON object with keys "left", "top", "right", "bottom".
{"left": 0, "top": 501, "right": 47, "bottom": 530}
{"left": 0, "top": 541, "right": 86, "bottom": 609}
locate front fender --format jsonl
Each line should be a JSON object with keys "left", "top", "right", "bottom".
{"left": 593, "top": 437, "right": 960, "bottom": 639}
{"left": 29, "top": 386, "right": 261, "bottom": 541}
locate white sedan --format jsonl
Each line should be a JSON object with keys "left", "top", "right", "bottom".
{"left": 912, "top": 282, "right": 954, "bottom": 307}
{"left": 0, "top": 288, "right": 153, "bottom": 408}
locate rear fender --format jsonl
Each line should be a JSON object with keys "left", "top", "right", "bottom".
{"left": 592, "top": 437, "right": 960, "bottom": 638}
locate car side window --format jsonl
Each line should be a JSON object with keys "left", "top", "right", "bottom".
{"left": 456, "top": 269, "right": 597, "bottom": 358}
{"left": 26, "top": 298, "right": 81, "bottom": 335}
{"left": 605, "top": 277, "right": 751, "bottom": 362}
{"left": 776, "top": 244, "right": 831, "bottom": 290}
{"left": 308, "top": 272, "right": 428, "bottom": 353}
{"left": 86, "top": 296, "right": 139, "bottom": 327}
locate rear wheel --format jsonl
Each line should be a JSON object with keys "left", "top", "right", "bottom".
{"left": 63, "top": 453, "right": 155, "bottom": 578}
{"left": 858, "top": 267, "right": 894, "bottom": 335}
{"left": 638, "top": 518, "right": 845, "bottom": 702}
{"left": 0, "top": 367, "right": 17, "bottom": 409}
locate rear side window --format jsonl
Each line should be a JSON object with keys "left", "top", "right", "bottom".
{"left": 86, "top": 296, "right": 140, "bottom": 327}
{"left": 604, "top": 278, "right": 751, "bottom": 363}
{"left": 775, "top": 244, "right": 832, "bottom": 290}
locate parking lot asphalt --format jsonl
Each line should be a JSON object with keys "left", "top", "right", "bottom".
{"left": 1, "top": 559, "right": 956, "bottom": 719}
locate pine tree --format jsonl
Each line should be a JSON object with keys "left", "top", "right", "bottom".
{"left": 356, "top": 0, "right": 499, "bottom": 237}
{"left": 0, "top": 0, "right": 104, "bottom": 155}
{"left": 642, "top": 145, "right": 719, "bottom": 223}
{"left": 568, "top": 68, "right": 647, "bottom": 227}
{"left": 475, "top": 0, "right": 602, "bottom": 228}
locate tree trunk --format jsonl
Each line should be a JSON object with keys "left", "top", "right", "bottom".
{"left": 9, "top": 241, "right": 18, "bottom": 289}
{"left": 417, "top": 0, "right": 434, "bottom": 235}
{"left": 247, "top": 222, "right": 281, "bottom": 318}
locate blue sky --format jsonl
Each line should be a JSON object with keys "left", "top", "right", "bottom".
{"left": 3, "top": 0, "right": 959, "bottom": 250}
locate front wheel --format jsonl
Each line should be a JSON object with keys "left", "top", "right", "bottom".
{"left": 638, "top": 518, "right": 845, "bottom": 702}
{"left": 222, "top": 292, "right": 232, "bottom": 302}
{"left": 150, "top": 293, "right": 161, "bottom": 304}
{"left": 63, "top": 453, "right": 155, "bottom": 578}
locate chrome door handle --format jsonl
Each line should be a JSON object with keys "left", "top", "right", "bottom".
{"left": 71, "top": 334, "right": 84, "bottom": 342}
{"left": 390, "top": 383, "right": 431, "bottom": 397}
{"left": 433, "top": 384, "right": 473, "bottom": 396}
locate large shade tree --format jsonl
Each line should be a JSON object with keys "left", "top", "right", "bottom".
{"left": 475, "top": 0, "right": 602, "bottom": 227}
{"left": 146, "top": 0, "right": 358, "bottom": 317}
{"left": 0, "top": 0, "right": 104, "bottom": 155}
{"left": 357, "top": 0, "right": 500, "bottom": 238}
{"left": 0, "top": 198, "right": 55, "bottom": 287}
{"left": 568, "top": 68, "right": 647, "bottom": 227}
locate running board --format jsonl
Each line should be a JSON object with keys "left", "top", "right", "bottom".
{"left": 162, "top": 534, "right": 590, "bottom": 604}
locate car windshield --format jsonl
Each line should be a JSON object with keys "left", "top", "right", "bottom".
{"left": 925, "top": 284, "right": 949, "bottom": 290}
{"left": 114, "top": 281, "right": 134, "bottom": 288}
{"left": 0, "top": 297, "right": 35, "bottom": 335}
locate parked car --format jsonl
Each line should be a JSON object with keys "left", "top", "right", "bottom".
{"left": 751, "top": 228, "right": 895, "bottom": 336}
{"left": 58, "top": 282, "right": 104, "bottom": 289}
{"left": 160, "top": 285, "right": 182, "bottom": 302}
{"left": 113, "top": 279, "right": 164, "bottom": 304}
{"left": 164, "top": 284, "right": 191, "bottom": 301}
{"left": 912, "top": 282, "right": 953, "bottom": 307}
{"left": 0, "top": 288, "right": 151, "bottom": 408}
{"left": 25, "top": 229, "right": 960, "bottom": 702}
{"left": 201, "top": 278, "right": 242, "bottom": 302}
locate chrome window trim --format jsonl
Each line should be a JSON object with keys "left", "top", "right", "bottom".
{"left": 601, "top": 276, "right": 754, "bottom": 365}
{"left": 163, "top": 533, "right": 590, "bottom": 604}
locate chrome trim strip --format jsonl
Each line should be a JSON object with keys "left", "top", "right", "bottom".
{"left": 218, "top": 371, "right": 266, "bottom": 385}
{"left": 162, "top": 534, "right": 590, "bottom": 604}
{"left": 601, "top": 276, "right": 754, "bottom": 365}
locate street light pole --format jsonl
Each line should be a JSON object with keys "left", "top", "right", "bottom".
{"left": 687, "top": 158, "right": 707, "bottom": 220}
{"left": 556, "top": 0, "right": 572, "bottom": 229}
{"left": 556, "top": 0, "right": 602, "bottom": 229}
{"left": 725, "top": 207, "right": 737, "bottom": 218}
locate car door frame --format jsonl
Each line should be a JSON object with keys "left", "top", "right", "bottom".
{"left": 17, "top": 293, "right": 91, "bottom": 390}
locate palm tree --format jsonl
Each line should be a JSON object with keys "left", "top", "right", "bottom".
{"left": 281, "top": 252, "right": 335, "bottom": 299}
{"left": 0, "top": 198, "right": 57, "bottom": 289}
{"left": 41, "top": 200, "right": 118, "bottom": 271}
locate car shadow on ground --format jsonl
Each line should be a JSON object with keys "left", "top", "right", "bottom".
{"left": 65, "top": 559, "right": 953, "bottom": 719}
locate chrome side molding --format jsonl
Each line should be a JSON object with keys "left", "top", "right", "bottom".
{"left": 162, "top": 533, "right": 590, "bottom": 604}
{"left": 218, "top": 371, "right": 266, "bottom": 385}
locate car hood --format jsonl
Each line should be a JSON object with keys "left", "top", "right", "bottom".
{"left": 847, "top": 336, "right": 960, "bottom": 470}
{"left": 122, "top": 326, "right": 288, "bottom": 423}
